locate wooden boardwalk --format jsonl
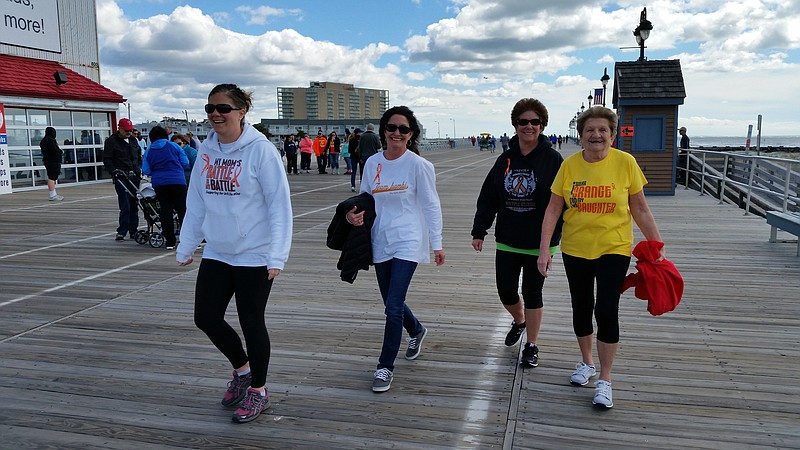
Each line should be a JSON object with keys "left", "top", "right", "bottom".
{"left": 1, "top": 143, "right": 798, "bottom": 449}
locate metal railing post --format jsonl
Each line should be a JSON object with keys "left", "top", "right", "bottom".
{"left": 719, "top": 154, "right": 729, "bottom": 204}
{"left": 699, "top": 152, "right": 707, "bottom": 196}
{"left": 783, "top": 161, "right": 793, "bottom": 213}
{"left": 683, "top": 149, "right": 691, "bottom": 190}
{"left": 744, "top": 155, "right": 757, "bottom": 216}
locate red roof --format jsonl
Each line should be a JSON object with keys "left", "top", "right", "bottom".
{"left": 0, "top": 54, "right": 124, "bottom": 103}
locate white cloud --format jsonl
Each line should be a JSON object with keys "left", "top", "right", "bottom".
{"left": 407, "top": 71, "right": 428, "bottom": 81}
{"left": 235, "top": 5, "right": 303, "bottom": 26}
{"left": 98, "top": 0, "right": 800, "bottom": 137}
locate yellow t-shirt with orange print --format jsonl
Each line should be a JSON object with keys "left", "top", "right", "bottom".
{"left": 550, "top": 148, "right": 647, "bottom": 259}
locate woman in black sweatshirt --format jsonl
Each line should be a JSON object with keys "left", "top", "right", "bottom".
{"left": 471, "top": 98, "right": 563, "bottom": 368}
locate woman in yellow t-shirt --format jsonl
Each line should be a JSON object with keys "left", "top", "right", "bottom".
{"left": 537, "top": 106, "right": 664, "bottom": 410}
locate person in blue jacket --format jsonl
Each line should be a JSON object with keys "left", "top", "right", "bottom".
{"left": 143, "top": 125, "right": 189, "bottom": 249}
{"left": 172, "top": 133, "right": 197, "bottom": 183}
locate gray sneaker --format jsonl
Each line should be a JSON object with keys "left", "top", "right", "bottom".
{"left": 592, "top": 380, "right": 613, "bottom": 409}
{"left": 372, "top": 368, "right": 393, "bottom": 392}
{"left": 405, "top": 327, "right": 427, "bottom": 360}
{"left": 570, "top": 362, "right": 597, "bottom": 386}
{"left": 49, "top": 195, "right": 64, "bottom": 201}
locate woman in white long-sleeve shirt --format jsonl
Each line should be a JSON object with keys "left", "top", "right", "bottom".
{"left": 176, "top": 83, "right": 292, "bottom": 424}
{"left": 347, "top": 105, "right": 446, "bottom": 393}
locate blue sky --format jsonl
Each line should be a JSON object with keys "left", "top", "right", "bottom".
{"left": 99, "top": 0, "right": 800, "bottom": 138}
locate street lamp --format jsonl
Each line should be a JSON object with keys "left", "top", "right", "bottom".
{"left": 588, "top": 91, "right": 593, "bottom": 109}
{"left": 434, "top": 120, "right": 440, "bottom": 139}
{"left": 580, "top": 103, "right": 585, "bottom": 115}
{"left": 633, "top": 7, "right": 653, "bottom": 61}
{"left": 450, "top": 118, "right": 456, "bottom": 139}
{"left": 600, "top": 68, "right": 610, "bottom": 107}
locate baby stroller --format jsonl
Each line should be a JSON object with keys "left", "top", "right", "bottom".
{"left": 113, "top": 171, "right": 169, "bottom": 248}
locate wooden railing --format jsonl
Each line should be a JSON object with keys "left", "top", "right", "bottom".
{"left": 677, "top": 149, "right": 800, "bottom": 217}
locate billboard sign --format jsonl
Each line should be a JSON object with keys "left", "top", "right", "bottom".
{"left": 0, "top": 0, "right": 62, "bottom": 53}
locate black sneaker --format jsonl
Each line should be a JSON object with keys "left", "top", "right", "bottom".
{"left": 405, "top": 327, "right": 427, "bottom": 360}
{"left": 520, "top": 343, "right": 539, "bottom": 367}
{"left": 504, "top": 321, "right": 526, "bottom": 346}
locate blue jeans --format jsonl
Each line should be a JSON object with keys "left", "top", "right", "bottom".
{"left": 374, "top": 258, "right": 421, "bottom": 372}
{"left": 114, "top": 175, "right": 139, "bottom": 236}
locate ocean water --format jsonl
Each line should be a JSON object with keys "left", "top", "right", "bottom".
{"left": 692, "top": 135, "right": 799, "bottom": 148}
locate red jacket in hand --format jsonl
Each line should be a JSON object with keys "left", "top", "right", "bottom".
{"left": 621, "top": 240, "right": 684, "bottom": 316}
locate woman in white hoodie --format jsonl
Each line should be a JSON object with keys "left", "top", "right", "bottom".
{"left": 176, "top": 84, "right": 292, "bottom": 424}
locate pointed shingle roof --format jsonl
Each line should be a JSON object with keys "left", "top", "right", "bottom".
{"left": 612, "top": 59, "right": 686, "bottom": 106}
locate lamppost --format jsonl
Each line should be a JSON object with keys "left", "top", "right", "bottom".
{"left": 600, "top": 68, "right": 610, "bottom": 107}
{"left": 633, "top": 7, "right": 653, "bottom": 61}
{"left": 569, "top": 116, "right": 577, "bottom": 141}
{"left": 587, "top": 91, "right": 593, "bottom": 109}
{"left": 580, "top": 103, "right": 585, "bottom": 115}
{"left": 450, "top": 118, "right": 456, "bottom": 139}
{"left": 434, "top": 120, "right": 440, "bottom": 139}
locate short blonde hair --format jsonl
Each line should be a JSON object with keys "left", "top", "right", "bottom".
{"left": 577, "top": 106, "right": 618, "bottom": 136}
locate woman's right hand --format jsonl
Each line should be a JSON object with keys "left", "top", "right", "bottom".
{"left": 537, "top": 250, "right": 551, "bottom": 277}
{"left": 178, "top": 257, "right": 194, "bottom": 266}
{"left": 472, "top": 239, "right": 483, "bottom": 252}
{"left": 346, "top": 206, "right": 365, "bottom": 227}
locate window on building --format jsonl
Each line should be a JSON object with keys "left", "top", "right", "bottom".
{"left": 4, "top": 106, "right": 114, "bottom": 189}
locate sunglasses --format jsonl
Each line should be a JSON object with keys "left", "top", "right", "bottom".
{"left": 204, "top": 103, "right": 243, "bottom": 114}
{"left": 515, "top": 118, "right": 542, "bottom": 126}
{"left": 385, "top": 123, "right": 413, "bottom": 134}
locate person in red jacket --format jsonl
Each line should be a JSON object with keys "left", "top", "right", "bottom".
{"left": 312, "top": 131, "right": 328, "bottom": 174}
{"left": 537, "top": 106, "right": 665, "bottom": 410}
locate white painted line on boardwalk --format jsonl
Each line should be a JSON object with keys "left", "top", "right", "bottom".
{"left": 0, "top": 194, "right": 116, "bottom": 214}
{"left": 0, "top": 253, "right": 172, "bottom": 308}
{"left": 0, "top": 232, "right": 117, "bottom": 260}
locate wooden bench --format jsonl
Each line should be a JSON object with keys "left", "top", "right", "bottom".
{"left": 766, "top": 210, "right": 800, "bottom": 256}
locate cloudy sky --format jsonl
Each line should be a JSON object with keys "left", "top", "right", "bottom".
{"left": 98, "top": 0, "right": 800, "bottom": 138}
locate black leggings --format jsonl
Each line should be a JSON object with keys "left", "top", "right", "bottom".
{"left": 562, "top": 253, "right": 631, "bottom": 344}
{"left": 194, "top": 259, "right": 273, "bottom": 387}
{"left": 495, "top": 250, "right": 545, "bottom": 309}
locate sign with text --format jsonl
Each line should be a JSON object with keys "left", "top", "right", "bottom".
{"left": 0, "top": 0, "right": 62, "bottom": 53}
{"left": 0, "top": 104, "right": 12, "bottom": 195}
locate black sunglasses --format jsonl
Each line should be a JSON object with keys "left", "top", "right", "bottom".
{"left": 385, "top": 123, "right": 413, "bottom": 134}
{"left": 204, "top": 103, "right": 243, "bottom": 114}
{"left": 515, "top": 118, "right": 542, "bottom": 126}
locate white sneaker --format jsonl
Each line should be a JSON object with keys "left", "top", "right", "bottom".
{"left": 570, "top": 361, "right": 596, "bottom": 386}
{"left": 592, "top": 380, "right": 613, "bottom": 409}
{"left": 49, "top": 195, "right": 64, "bottom": 201}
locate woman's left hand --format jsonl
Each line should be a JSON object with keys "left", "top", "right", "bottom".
{"left": 268, "top": 268, "right": 281, "bottom": 280}
{"left": 434, "top": 249, "right": 446, "bottom": 266}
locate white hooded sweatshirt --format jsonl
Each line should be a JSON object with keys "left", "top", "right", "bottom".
{"left": 176, "top": 123, "right": 292, "bottom": 269}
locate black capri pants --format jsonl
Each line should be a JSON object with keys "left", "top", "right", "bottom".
{"left": 194, "top": 258, "right": 274, "bottom": 388}
{"left": 562, "top": 253, "right": 631, "bottom": 344}
{"left": 495, "top": 249, "right": 545, "bottom": 310}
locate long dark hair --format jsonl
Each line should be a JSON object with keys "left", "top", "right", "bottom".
{"left": 379, "top": 106, "right": 421, "bottom": 155}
